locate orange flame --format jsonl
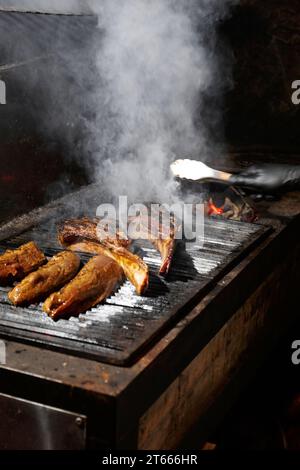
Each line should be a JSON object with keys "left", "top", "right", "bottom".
{"left": 207, "top": 200, "right": 224, "bottom": 216}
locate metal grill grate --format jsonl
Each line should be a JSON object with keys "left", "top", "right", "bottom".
{"left": 0, "top": 214, "right": 269, "bottom": 365}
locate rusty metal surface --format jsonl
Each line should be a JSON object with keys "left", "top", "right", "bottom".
{"left": 0, "top": 392, "right": 86, "bottom": 450}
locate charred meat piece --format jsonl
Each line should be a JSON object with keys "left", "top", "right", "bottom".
{"left": 66, "top": 241, "right": 149, "bottom": 295}
{"left": 128, "top": 209, "right": 180, "bottom": 275}
{"left": 43, "top": 255, "right": 123, "bottom": 320}
{"left": 8, "top": 251, "right": 80, "bottom": 306}
{"left": 152, "top": 238, "right": 176, "bottom": 276}
{"left": 58, "top": 217, "right": 130, "bottom": 248}
{"left": 0, "top": 242, "right": 46, "bottom": 286}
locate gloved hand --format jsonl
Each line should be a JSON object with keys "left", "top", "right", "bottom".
{"left": 229, "top": 164, "right": 300, "bottom": 193}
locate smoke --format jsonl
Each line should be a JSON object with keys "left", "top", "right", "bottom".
{"left": 86, "top": 0, "right": 237, "bottom": 204}
{"left": 0, "top": 0, "right": 238, "bottom": 207}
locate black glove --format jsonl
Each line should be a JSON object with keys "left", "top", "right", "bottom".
{"left": 229, "top": 164, "right": 300, "bottom": 193}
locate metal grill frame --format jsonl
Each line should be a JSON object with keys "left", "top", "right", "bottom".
{"left": 0, "top": 186, "right": 271, "bottom": 365}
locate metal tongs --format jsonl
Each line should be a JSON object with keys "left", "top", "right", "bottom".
{"left": 170, "top": 159, "right": 232, "bottom": 184}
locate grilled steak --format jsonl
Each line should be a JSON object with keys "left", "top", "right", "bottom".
{"left": 128, "top": 209, "right": 179, "bottom": 275}
{"left": 8, "top": 251, "right": 80, "bottom": 306}
{"left": 0, "top": 242, "right": 46, "bottom": 286}
{"left": 58, "top": 217, "right": 130, "bottom": 248}
{"left": 43, "top": 255, "right": 123, "bottom": 319}
{"left": 58, "top": 210, "right": 177, "bottom": 284}
{"left": 152, "top": 237, "right": 176, "bottom": 275}
{"left": 66, "top": 241, "right": 149, "bottom": 295}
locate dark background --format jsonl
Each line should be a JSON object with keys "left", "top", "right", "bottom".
{"left": 224, "top": 0, "right": 300, "bottom": 149}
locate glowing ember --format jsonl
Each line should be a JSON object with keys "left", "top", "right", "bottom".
{"left": 207, "top": 199, "right": 224, "bottom": 216}
{"left": 205, "top": 194, "right": 257, "bottom": 222}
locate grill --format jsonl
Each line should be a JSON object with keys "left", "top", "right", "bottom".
{"left": 0, "top": 185, "right": 269, "bottom": 366}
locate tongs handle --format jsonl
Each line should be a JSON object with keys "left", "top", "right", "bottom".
{"left": 170, "top": 159, "right": 232, "bottom": 184}
{"left": 207, "top": 169, "right": 232, "bottom": 183}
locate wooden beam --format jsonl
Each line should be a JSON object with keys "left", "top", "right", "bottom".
{"left": 138, "top": 245, "right": 299, "bottom": 449}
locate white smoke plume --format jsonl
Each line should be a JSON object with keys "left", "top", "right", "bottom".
{"left": 87, "top": 0, "right": 237, "bottom": 204}
{"left": 0, "top": 0, "right": 237, "bottom": 206}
